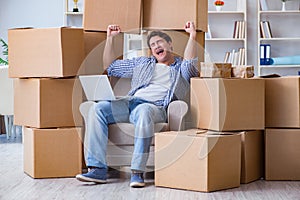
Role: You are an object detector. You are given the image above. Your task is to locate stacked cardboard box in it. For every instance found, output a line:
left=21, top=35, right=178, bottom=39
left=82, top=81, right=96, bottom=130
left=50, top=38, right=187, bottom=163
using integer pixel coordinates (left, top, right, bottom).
left=156, top=78, right=265, bottom=192
left=265, top=76, right=300, bottom=180
left=190, top=78, right=265, bottom=184
left=8, top=27, right=85, bottom=178
left=82, top=0, right=207, bottom=74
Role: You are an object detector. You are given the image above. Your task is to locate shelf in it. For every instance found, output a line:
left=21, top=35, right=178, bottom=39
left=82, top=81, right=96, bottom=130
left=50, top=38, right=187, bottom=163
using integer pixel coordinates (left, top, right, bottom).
left=208, top=11, right=245, bottom=14
left=259, top=10, right=300, bottom=14
left=65, top=12, right=83, bottom=15
left=206, top=38, right=246, bottom=41
left=259, top=38, right=300, bottom=41
left=260, top=65, right=300, bottom=68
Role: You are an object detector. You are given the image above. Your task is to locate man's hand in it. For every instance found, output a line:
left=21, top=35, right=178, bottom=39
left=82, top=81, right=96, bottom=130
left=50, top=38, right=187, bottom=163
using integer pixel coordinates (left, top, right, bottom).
left=184, top=21, right=196, bottom=39
left=107, top=25, right=121, bottom=37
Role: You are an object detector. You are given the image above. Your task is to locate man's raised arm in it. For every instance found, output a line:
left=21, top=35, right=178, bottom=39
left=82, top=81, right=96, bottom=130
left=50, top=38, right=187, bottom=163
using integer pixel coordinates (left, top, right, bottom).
left=103, top=25, right=121, bottom=71
left=183, top=21, right=197, bottom=60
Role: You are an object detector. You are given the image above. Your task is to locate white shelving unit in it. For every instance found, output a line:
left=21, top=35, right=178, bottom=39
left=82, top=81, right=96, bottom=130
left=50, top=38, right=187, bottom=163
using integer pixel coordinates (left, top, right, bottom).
left=257, top=0, right=300, bottom=76
left=123, top=32, right=148, bottom=59
left=205, top=0, right=247, bottom=64
left=64, top=0, right=83, bottom=27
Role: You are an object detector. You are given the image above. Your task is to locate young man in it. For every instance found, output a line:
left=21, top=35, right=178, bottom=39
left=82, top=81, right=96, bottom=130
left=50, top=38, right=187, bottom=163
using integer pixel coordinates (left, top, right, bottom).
left=76, top=21, right=199, bottom=187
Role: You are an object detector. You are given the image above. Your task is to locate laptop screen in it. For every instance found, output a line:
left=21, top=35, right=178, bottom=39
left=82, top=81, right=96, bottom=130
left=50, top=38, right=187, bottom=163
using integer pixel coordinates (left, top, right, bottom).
left=79, top=75, right=116, bottom=101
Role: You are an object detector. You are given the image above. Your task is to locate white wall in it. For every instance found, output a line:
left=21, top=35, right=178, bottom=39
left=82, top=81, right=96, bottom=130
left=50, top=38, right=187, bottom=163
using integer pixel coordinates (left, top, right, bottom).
left=0, top=0, right=64, bottom=42
left=247, top=0, right=258, bottom=72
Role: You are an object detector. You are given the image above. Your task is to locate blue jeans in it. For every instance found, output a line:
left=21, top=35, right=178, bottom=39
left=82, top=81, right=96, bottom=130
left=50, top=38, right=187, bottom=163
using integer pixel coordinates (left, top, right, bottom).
left=84, top=97, right=167, bottom=172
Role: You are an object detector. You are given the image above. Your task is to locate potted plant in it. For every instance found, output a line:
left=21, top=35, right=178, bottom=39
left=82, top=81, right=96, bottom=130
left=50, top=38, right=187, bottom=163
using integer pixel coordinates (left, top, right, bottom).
left=214, top=0, right=224, bottom=11
left=0, top=38, right=8, bottom=66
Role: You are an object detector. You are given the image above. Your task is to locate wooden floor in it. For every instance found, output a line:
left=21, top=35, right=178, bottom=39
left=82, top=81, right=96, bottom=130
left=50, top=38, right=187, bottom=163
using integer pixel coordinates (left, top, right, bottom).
left=1, top=133, right=300, bottom=200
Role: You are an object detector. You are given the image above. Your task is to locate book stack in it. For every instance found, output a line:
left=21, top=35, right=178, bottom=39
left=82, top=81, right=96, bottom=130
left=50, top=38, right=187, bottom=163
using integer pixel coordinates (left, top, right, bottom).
left=233, top=20, right=246, bottom=39
left=260, top=21, right=272, bottom=38
left=223, top=47, right=246, bottom=66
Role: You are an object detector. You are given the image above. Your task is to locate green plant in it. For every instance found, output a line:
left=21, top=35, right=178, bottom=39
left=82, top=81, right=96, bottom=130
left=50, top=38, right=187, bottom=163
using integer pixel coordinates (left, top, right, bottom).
left=0, top=38, right=8, bottom=65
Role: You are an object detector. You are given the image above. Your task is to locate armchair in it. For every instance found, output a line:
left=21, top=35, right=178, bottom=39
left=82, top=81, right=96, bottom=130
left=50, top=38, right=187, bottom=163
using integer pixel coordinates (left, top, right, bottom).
left=79, top=77, right=188, bottom=171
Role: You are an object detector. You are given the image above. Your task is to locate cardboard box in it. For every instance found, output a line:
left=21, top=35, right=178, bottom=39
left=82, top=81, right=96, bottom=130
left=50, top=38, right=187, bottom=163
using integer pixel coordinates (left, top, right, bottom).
left=240, top=130, right=264, bottom=184
left=200, top=62, right=232, bottom=78
left=83, top=0, right=142, bottom=33
left=199, top=129, right=264, bottom=184
left=82, top=31, right=124, bottom=75
left=8, top=27, right=84, bottom=78
left=14, top=78, right=83, bottom=128
left=23, top=127, right=83, bottom=178
left=155, top=129, right=241, bottom=192
left=265, top=128, right=300, bottom=180
left=143, top=0, right=207, bottom=32
left=190, top=78, right=265, bottom=131
left=231, top=65, right=254, bottom=78
left=265, top=76, right=300, bottom=128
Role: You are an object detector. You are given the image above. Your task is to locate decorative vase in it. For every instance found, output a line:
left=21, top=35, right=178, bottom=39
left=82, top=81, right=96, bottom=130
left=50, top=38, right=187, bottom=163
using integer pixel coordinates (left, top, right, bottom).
left=281, top=2, right=286, bottom=11
left=215, top=5, right=222, bottom=12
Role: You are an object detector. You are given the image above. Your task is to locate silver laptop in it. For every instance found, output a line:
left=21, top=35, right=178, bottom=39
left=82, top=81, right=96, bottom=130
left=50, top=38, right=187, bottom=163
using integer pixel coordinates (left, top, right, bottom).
left=79, top=75, right=116, bottom=101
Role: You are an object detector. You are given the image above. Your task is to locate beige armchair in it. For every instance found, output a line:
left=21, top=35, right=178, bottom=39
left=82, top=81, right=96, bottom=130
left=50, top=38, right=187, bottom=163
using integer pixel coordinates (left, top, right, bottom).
left=79, top=77, right=188, bottom=171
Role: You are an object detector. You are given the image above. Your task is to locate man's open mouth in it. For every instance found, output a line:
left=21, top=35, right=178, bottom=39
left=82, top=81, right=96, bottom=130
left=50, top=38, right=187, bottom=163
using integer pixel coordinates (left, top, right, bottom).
left=156, top=49, right=164, bottom=56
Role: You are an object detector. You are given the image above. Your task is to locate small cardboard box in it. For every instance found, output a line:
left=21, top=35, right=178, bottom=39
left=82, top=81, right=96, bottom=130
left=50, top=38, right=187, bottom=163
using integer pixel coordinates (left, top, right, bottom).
left=265, top=76, right=300, bottom=128
left=8, top=27, right=84, bottom=78
left=143, top=0, right=208, bottom=32
left=155, top=129, right=241, bottom=192
left=82, top=31, right=124, bottom=75
left=265, top=128, right=300, bottom=180
left=200, top=62, right=232, bottom=78
left=23, top=127, right=83, bottom=178
left=190, top=78, right=265, bottom=131
left=14, top=78, right=83, bottom=128
left=83, top=0, right=142, bottom=33
left=231, top=65, right=254, bottom=78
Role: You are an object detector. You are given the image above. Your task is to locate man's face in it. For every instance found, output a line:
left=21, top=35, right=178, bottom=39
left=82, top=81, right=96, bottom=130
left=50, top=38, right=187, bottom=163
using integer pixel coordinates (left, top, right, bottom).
left=149, top=36, right=173, bottom=64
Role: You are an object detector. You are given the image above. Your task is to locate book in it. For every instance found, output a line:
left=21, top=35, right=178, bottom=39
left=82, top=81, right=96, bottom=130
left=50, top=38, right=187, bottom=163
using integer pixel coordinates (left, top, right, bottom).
left=260, top=0, right=268, bottom=11
left=233, top=21, right=238, bottom=38
left=260, top=21, right=266, bottom=38
left=224, top=52, right=230, bottom=63
left=235, top=21, right=240, bottom=39
left=206, top=24, right=212, bottom=39
left=241, top=21, right=245, bottom=39
left=264, top=21, right=273, bottom=38
left=240, top=48, right=245, bottom=65
left=238, top=21, right=244, bottom=39
left=260, top=44, right=271, bottom=65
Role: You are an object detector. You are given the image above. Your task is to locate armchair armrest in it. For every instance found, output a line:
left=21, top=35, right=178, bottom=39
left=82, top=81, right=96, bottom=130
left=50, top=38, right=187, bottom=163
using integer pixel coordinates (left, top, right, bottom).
left=167, top=100, right=188, bottom=131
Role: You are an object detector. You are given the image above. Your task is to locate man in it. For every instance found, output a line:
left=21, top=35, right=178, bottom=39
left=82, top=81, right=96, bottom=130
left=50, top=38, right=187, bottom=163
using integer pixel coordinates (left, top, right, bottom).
left=76, top=21, right=199, bottom=187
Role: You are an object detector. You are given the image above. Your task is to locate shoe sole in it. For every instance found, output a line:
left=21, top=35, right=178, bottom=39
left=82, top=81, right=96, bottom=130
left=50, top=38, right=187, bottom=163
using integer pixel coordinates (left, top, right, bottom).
left=130, top=181, right=145, bottom=188
left=76, top=174, right=107, bottom=184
